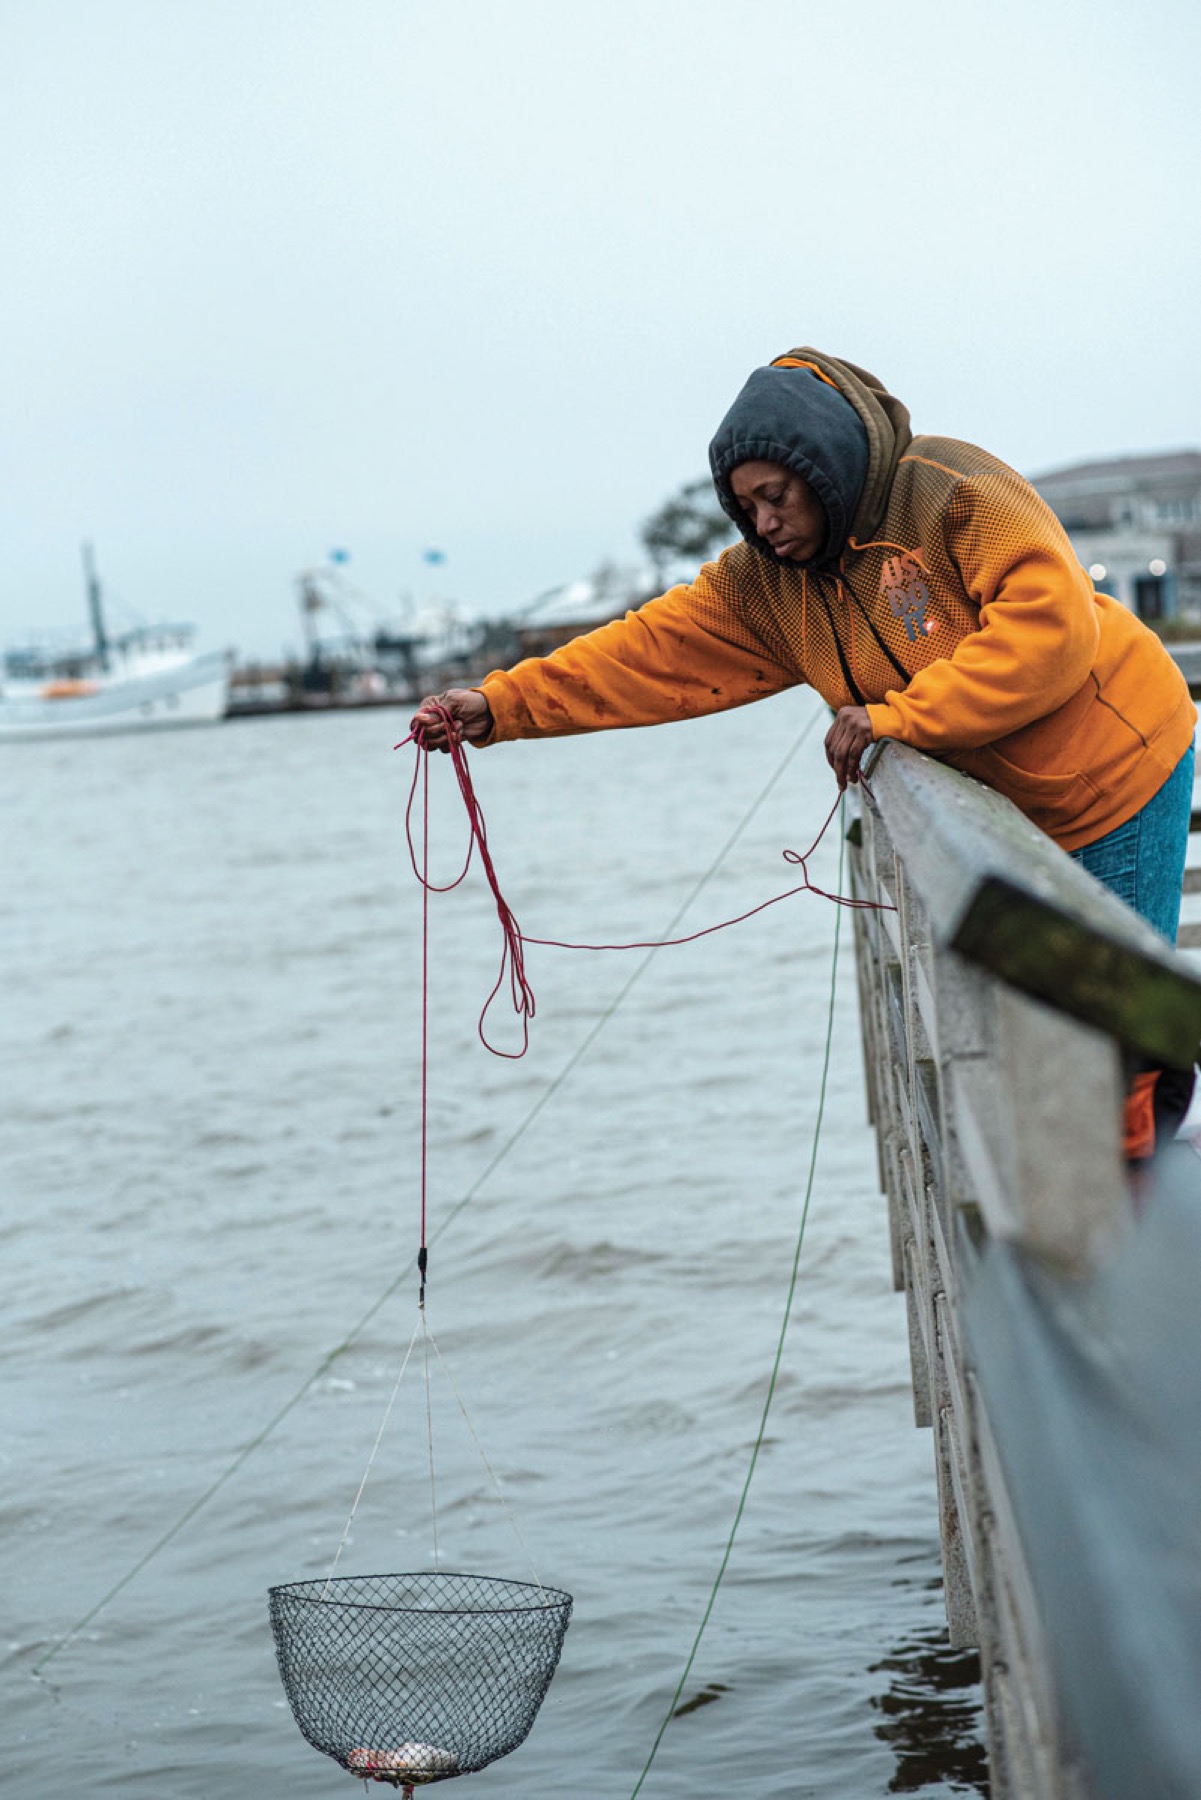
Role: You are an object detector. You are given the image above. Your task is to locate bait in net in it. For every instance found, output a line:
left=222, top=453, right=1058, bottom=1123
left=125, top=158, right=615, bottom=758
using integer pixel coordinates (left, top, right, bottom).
left=268, top=1571, right=572, bottom=1787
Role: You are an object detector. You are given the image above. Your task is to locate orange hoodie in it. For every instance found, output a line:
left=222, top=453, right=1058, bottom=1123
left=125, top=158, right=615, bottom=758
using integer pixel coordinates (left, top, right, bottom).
left=479, top=349, right=1195, bottom=850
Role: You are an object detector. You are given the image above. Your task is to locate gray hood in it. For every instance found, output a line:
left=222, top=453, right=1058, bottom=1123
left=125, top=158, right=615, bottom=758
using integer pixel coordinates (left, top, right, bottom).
left=708, top=349, right=913, bottom=567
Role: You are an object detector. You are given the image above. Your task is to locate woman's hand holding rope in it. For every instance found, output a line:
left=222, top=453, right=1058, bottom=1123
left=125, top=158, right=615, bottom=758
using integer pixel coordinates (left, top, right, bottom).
left=411, top=689, right=494, bottom=751
left=824, top=705, right=874, bottom=789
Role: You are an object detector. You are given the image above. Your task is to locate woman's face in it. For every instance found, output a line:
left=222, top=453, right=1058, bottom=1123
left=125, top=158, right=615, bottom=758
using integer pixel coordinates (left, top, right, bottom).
left=729, top=459, right=826, bottom=563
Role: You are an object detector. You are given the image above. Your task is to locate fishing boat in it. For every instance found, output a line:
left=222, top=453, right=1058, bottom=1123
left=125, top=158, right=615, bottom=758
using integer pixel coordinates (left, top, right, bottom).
left=0, top=546, right=232, bottom=743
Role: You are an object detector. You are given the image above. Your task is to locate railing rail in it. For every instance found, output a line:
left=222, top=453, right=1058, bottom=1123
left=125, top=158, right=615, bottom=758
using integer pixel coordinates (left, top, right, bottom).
left=849, top=734, right=1201, bottom=1800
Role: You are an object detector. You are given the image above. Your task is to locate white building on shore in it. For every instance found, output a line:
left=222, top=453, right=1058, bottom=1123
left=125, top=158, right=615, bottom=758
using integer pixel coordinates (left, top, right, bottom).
left=1030, top=450, right=1201, bottom=624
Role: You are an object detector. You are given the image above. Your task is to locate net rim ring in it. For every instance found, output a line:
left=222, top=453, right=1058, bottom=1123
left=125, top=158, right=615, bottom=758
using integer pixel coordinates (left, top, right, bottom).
left=268, top=1570, right=573, bottom=1619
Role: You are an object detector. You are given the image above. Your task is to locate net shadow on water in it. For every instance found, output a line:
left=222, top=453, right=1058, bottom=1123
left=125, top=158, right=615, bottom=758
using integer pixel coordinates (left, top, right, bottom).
left=868, top=1620, right=990, bottom=1796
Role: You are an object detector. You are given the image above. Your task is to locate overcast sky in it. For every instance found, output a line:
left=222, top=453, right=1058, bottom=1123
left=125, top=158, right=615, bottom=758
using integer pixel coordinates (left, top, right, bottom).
left=4, top=0, right=1199, bottom=659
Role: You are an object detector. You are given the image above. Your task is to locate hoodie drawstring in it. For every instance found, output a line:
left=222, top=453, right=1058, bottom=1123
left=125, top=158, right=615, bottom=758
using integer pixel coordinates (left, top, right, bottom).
left=811, top=572, right=866, bottom=708
left=838, top=560, right=912, bottom=688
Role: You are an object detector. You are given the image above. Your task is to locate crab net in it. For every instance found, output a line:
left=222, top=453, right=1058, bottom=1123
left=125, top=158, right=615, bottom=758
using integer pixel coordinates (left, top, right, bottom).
left=268, top=1571, right=572, bottom=1786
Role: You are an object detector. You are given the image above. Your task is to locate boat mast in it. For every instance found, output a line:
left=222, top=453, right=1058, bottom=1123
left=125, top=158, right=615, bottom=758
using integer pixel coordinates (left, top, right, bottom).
left=82, top=541, right=109, bottom=670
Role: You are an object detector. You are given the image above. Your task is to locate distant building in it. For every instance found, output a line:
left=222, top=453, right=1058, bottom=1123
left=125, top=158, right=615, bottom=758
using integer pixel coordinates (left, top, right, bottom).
left=506, top=565, right=657, bottom=661
left=1030, top=451, right=1201, bottom=623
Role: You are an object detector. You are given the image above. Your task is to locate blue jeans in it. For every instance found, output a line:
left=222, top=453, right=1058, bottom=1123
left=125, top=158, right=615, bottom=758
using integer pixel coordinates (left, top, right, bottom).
left=1069, top=744, right=1194, bottom=943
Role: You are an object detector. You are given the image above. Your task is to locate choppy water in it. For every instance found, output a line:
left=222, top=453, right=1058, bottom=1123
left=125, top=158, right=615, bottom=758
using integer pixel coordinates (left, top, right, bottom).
left=2, top=697, right=987, bottom=1797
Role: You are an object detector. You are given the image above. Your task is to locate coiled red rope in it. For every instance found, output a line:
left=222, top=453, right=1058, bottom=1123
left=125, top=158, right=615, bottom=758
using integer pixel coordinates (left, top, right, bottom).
left=402, top=711, right=537, bottom=1062
left=400, top=705, right=893, bottom=1063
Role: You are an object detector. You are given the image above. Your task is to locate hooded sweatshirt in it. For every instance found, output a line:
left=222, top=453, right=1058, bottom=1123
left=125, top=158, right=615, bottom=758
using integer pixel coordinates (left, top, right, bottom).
left=478, top=348, right=1195, bottom=850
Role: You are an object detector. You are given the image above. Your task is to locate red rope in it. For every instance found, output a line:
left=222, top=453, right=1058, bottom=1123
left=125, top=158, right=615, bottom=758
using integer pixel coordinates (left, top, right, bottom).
left=401, top=709, right=535, bottom=1059
left=524, top=791, right=886, bottom=953
left=400, top=708, right=893, bottom=1063
left=419, top=752, right=430, bottom=1270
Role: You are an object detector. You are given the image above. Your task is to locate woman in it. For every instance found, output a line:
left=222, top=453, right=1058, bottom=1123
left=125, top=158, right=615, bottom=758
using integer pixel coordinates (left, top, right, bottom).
left=414, top=346, right=1197, bottom=1157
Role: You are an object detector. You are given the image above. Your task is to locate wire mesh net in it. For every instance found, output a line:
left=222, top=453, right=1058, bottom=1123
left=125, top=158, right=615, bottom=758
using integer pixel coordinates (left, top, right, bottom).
left=268, top=1571, right=572, bottom=1786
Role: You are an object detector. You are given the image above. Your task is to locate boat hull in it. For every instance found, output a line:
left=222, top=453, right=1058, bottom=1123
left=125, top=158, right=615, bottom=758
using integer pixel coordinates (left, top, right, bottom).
left=0, top=650, right=232, bottom=742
